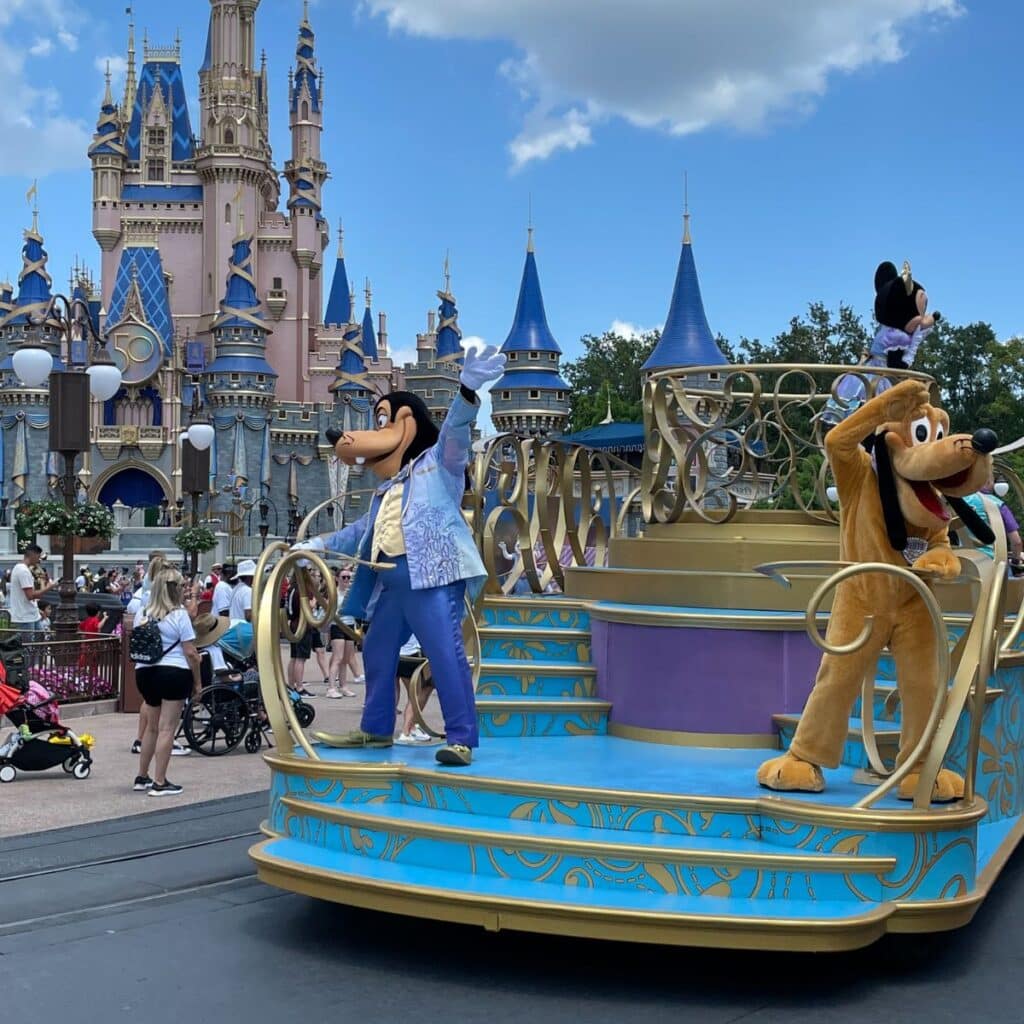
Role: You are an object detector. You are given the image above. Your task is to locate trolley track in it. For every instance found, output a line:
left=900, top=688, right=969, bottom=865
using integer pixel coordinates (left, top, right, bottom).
left=0, top=793, right=265, bottom=933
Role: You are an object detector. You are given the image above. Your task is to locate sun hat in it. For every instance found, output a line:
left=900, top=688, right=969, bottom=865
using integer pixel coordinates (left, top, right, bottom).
left=192, top=613, right=232, bottom=649
left=236, top=559, right=257, bottom=578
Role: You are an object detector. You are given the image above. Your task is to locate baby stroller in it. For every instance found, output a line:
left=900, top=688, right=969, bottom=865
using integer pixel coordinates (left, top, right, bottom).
left=0, top=679, right=93, bottom=783
left=182, top=621, right=315, bottom=756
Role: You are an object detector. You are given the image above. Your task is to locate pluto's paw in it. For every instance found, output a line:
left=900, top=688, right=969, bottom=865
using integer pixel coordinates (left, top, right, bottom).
left=898, top=768, right=965, bottom=803
left=756, top=752, right=825, bottom=793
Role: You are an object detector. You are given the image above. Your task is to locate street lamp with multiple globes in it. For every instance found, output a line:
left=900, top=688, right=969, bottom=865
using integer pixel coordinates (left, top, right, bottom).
left=16, top=294, right=123, bottom=637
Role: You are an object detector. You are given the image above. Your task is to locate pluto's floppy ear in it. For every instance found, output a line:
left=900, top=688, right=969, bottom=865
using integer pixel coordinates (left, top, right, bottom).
left=946, top=495, right=997, bottom=547
left=873, top=433, right=908, bottom=552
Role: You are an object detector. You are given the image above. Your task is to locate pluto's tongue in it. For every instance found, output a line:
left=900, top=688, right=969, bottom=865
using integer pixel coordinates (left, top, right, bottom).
left=911, top=480, right=950, bottom=520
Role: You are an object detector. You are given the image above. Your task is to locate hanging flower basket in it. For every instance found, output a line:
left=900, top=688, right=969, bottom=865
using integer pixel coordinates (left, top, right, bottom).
left=15, top=500, right=116, bottom=543
left=174, top=524, right=218, bottom=555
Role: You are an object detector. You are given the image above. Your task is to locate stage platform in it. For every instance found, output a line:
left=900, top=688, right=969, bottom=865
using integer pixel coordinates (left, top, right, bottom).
left=251, top=578, right=1024, bottom=952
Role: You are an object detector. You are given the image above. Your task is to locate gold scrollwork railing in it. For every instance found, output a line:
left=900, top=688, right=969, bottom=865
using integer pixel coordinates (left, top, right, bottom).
left=465, top=434, right=642, bottom=595
left=642, top=364, right=936, bottom=525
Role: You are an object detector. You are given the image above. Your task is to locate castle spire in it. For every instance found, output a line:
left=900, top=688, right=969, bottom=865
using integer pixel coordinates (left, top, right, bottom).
left=324, top=220, right=351, bottom=327
left=642, top=200, right=727, bottom=373
left=124, top=5, right=137, bottom=117
left=435, top=255, right=463, bottom=365
left=361, top=278, right=378, bottom=361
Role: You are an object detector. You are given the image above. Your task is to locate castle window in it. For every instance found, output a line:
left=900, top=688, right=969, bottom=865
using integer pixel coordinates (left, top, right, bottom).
left=277, top=409, right=287, bottom=419
left=508, top=352, right=518, bottom=361
left=501, top=391, right=510, bottom=401
left=707, top=371, right=721, bottom=382
left=224, top=127, right=234, bottom=146
left=225, top=202, right=232, bottom=223
left=529, top=390, right=540, bottom=400
left=548, top=352, right=557, bottom=361
left=528, top=351, right=539, bottom=360
left=300, top=409, right=310, bottom=421
left=146, top=157, right=165, bottom=181
left=556, top=391, right=565, bottom=400
left=301, top=101, right=309, bottom=120
left=272, top=277, right=283, bottom=290
left=257, top=375, right=266, bottom=384
left=230, top=373, right=241, bottom=383
left=233, top=328, right=241, bottom=337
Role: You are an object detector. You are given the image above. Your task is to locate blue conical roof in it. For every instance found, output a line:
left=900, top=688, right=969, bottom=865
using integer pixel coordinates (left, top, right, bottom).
left=331, top=315, right=368, bottom=394
left=290, top=8, right=321, bottom=115
left=361, top=303, right=378, bottom=361
left=3, top=221, right=54, bottom=326
left=643, top=216, right=726, bottom=371
left=500, top=233, right=561, bottom=355
left=213, top=231, right=268, bottom=333
left=324, top=238, right=351, bottom=327
left=436, top=287, right=463, bottom=363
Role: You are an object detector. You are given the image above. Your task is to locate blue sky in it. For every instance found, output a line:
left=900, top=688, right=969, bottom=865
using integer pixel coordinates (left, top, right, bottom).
left=0, top=0, right=1021, bottom=377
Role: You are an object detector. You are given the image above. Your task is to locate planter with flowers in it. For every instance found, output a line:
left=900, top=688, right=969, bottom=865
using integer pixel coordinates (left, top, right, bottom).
left=174, top=524, right=218, bottom=557
left=15, top=499, right=116, bottom=554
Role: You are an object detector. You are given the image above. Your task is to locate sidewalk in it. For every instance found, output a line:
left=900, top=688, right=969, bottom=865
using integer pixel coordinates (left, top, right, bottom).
left=1, top=653, right=445, bottom=837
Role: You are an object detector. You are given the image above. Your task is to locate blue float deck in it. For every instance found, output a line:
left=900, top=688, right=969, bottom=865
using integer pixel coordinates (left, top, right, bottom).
left=305, top=734, right=906, bottom=810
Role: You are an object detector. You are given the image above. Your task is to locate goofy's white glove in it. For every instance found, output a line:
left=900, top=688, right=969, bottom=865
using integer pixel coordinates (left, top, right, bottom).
left=292, top=536, right=325, bottom=568
left=460, top=344, right=506, bottom=392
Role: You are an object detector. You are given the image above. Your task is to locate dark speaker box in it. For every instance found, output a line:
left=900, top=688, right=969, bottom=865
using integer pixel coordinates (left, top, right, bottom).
left=49, top=372, right=90, bottom=453
left=181, top=440, right=211, bottom=495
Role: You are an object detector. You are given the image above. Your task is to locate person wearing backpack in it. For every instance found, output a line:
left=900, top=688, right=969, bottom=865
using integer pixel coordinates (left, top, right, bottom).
left=130, top=567, right=202, bottom=797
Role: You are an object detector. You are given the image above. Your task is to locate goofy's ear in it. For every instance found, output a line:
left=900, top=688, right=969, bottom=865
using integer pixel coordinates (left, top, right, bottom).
left=946, top=495, right=997, bottom=547
left=874, top=434, right=908, bottom=552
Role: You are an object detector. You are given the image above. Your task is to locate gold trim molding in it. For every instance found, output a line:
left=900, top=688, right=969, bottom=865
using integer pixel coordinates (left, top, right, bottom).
left=607, top=721, right=780, bottom=749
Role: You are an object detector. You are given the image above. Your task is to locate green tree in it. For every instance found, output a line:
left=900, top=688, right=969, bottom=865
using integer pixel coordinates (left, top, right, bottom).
left=562, top=330, right=659, bottom=431
left=735, top=302, right=870, bottom=365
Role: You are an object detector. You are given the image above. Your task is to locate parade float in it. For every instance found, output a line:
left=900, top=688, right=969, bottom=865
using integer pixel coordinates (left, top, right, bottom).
left=246, top=345, right=1024, bottom=951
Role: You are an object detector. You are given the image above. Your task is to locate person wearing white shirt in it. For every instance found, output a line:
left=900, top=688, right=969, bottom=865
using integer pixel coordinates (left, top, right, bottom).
left=132, top=566, right=201, bottom=798
left=9, top=545, right=57, bottom=634
left=211, top=563, right=236, bottom=618
left=228, top=560, right=255, bottom=623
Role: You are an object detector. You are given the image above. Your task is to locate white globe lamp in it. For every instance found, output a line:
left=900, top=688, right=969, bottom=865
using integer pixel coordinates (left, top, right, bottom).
left=995, top=482, right=1010, bottom=498
left=188, top=422, right=215, bottom=451
left=826, top=486, right=839, bottom=505
left=86, top=361, right=123, bottom=401
left=12, top=346, right=53, bottom=388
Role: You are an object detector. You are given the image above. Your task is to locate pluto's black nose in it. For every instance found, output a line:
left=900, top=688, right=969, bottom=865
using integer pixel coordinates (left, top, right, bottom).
left=325, top=427, right=342, bottom=447
left=972, top=428, right=998, bottom=454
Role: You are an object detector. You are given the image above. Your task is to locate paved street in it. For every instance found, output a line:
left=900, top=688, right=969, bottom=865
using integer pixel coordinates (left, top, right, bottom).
left=2, top=791, right=1024, bottom=1023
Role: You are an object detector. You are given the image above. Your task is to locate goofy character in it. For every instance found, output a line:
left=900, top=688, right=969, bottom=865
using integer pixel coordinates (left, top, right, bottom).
left=297, top=345, right=506, bottom=766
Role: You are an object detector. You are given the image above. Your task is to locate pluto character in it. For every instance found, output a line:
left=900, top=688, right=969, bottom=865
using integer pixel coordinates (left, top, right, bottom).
left=758, top=379, right=997, bottom=801
left=298, top=345, right=506, bottom=766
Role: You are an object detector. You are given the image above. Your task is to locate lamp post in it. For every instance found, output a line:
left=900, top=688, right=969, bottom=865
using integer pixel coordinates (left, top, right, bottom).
left=177, top=369, right=213, bottom=575
left=18, top=294, right=122, bottom=638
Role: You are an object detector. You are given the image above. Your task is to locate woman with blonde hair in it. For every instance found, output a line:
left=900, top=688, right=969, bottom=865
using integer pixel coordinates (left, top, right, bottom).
left=129, top=550, right=191, bottom=758
left=133, top=566, right=202, bottom=796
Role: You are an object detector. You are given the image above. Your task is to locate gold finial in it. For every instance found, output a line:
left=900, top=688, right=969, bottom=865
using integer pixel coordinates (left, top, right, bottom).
left=337, top=219, right=344, bottom=259
left=443, top=250, right=451, bottom=294
left=303, top=0, right=310, bottom=23
left=600, top=383, right=614, bottom=425
left=682, top=170, right=691, bottom=245
left=527, top=193, right=534, bottom=252
left=365, top=278, right=372, bottom=309
left=103, top=60, right=113, bottom=106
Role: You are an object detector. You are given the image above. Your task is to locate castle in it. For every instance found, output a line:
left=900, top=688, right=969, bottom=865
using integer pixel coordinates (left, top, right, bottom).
left=0, top=0, right=730, bottom=540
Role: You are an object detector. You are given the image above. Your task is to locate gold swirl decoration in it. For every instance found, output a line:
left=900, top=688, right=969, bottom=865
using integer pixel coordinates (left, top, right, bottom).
left=466, top=434, right=641, bottom=596
left=642, top=364, right=936, bottom=525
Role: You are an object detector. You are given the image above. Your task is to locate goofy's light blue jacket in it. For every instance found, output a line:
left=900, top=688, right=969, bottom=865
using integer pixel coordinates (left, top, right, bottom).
left=316, top=392, right=486, bottom=618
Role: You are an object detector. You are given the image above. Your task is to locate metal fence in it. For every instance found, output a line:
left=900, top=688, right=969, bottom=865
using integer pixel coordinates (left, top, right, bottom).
left=1, top=631, right=122, bottom=705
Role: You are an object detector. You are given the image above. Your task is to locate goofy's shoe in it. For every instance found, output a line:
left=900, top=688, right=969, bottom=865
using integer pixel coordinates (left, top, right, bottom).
left=313, top=729, right=393, bottom=749
left=435, top=744, right=472, bottom=767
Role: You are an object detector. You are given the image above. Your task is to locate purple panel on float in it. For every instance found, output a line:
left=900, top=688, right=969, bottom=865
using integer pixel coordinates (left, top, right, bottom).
left=591, top=619, right=820, bottom=734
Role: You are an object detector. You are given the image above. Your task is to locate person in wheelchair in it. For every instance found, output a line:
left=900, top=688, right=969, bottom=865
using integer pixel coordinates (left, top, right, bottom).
left=193, top=614, right=246, bottom=687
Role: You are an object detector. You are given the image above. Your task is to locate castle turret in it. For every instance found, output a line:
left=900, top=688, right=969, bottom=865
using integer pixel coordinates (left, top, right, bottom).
left=490, top=228, right=570, bottom=436
left=324, top=223, right=350, bottom=328
left=207, top=211, right=276, bottom=406
left=329, top=289, right=368, bottom=398
left=90, top=63, right=126, bottom=255
left=435, top=255, right=463, bottom=367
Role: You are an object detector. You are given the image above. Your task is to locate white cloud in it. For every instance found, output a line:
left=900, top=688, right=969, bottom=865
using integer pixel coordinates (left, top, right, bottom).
left=363, top=0, right=963, bottom=167
left=29, top=38, right=54, bottom=57
left=0, top=0, right=89, bottom=177
left=95, top=54, right=128, bottom=90
left=610, top=320, right=661, bottom=341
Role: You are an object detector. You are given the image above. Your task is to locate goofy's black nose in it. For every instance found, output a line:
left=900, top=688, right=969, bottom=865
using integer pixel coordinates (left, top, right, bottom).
left=325, top=427, right=342, bottom=447
left=972, top=428, right=998, bottom=454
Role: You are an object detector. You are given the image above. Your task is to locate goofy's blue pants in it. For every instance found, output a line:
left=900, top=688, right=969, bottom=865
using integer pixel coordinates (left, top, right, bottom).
left=359, top=556, right=479, bottom=747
